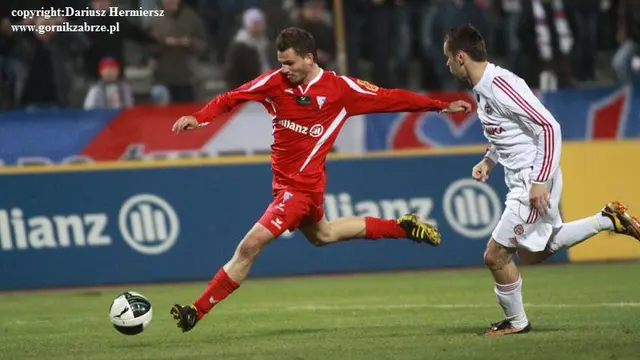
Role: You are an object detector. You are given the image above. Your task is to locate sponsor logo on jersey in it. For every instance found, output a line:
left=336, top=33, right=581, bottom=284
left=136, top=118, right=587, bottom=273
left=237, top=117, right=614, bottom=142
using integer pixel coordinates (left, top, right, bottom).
left=482, top=124, right=505, bottom=135
left=277, top=119, right=324, bottom=138
left=296, top=96, right=312, bottom=105
left=356, top=79, right=379, bottom=92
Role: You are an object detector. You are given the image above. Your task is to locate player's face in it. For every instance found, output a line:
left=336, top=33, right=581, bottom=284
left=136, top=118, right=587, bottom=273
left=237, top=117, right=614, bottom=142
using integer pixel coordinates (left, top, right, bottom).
left=443, top=42, right=467, bottom=79
left=277, top=48, right=313, bottom=85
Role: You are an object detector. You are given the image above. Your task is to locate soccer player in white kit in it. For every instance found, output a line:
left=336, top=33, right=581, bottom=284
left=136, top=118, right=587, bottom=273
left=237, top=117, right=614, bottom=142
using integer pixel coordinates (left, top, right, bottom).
left=442, top=24, right=640, bottom=336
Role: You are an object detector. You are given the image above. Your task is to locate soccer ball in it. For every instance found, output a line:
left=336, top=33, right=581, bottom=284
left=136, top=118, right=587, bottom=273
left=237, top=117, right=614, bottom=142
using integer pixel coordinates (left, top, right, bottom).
left=109, top=291, right=153, bottom=335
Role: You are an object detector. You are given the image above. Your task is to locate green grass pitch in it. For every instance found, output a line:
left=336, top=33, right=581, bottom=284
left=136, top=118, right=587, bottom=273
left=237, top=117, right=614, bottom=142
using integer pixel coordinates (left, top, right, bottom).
left=2, top=262, right=639, bottom=360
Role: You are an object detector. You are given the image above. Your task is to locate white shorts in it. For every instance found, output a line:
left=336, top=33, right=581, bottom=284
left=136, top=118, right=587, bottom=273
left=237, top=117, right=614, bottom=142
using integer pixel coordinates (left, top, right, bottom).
left=491, top=167, right=563, bottom=252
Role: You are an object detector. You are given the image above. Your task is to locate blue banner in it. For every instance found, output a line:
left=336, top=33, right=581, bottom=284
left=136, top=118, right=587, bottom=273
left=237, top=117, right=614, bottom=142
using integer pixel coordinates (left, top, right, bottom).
left=1, top=86, right=639, bottom=166
left=0, top=154, right=568, bottom=290
left=365, top=85, right=640, bottom=150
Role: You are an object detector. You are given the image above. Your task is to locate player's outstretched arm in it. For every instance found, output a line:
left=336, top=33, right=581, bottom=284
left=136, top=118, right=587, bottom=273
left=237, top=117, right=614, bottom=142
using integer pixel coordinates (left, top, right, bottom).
left=339, top=76, right=471, bottom=115
left=186, top=69, right=282, bottom=127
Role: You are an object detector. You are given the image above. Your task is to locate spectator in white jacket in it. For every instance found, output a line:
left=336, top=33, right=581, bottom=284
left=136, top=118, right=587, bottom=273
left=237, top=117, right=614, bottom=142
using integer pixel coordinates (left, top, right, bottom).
left=84, top=57, right=134, bottom=110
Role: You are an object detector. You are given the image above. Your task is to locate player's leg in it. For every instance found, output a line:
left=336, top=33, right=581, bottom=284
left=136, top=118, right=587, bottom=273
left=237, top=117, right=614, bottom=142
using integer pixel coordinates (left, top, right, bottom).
left=170, top=191, right=308, bottom=332
left=170, top=223, right=276, bottom=332
left=483, top=208, right=532, bottom=336
left=517, top=201, right=640, bottom=265
left=300, top=210, right=441, bottom=247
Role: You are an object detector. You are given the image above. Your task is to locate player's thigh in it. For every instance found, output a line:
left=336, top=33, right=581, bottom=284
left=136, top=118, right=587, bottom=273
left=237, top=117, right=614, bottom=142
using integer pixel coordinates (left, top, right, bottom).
left=515, top=247, right=550, bottom=265
left=257, top=190, right=312, bottom=238
left=493, top=205, right=555, bottom=253
left=299, top=204, right=330, bottom=246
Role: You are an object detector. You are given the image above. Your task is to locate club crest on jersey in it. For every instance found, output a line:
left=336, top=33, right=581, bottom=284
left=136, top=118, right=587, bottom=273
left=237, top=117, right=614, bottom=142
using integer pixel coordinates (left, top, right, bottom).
left=317, top=96, right=326, bottom=109
left=484, top=103, right=493, bottom=115
left=514, top=224, right=524, bottom=236
left=356, top=79, right=379, bottom=92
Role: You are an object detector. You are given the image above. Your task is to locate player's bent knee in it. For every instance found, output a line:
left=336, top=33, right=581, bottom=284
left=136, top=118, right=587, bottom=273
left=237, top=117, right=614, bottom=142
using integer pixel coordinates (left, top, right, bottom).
left=307, top=236, right=327, bottom=247
left=301, top=222, right=334, bottom=247
left=236, top=224, right=275, bottom=260
left=483, top=239, right=512, bottom=270
left=308, top=229, right=334, bottom=246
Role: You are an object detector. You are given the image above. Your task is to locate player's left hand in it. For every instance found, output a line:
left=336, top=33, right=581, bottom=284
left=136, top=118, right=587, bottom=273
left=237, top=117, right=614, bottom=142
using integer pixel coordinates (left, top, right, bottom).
left=442, top=100, right=472, bottom=114
left=529, top=182, right=551, bottom=217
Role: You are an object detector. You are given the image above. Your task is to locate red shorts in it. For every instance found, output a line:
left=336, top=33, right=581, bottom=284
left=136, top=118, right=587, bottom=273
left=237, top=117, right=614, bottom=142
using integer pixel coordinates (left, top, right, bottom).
left=258, top=190, right=325, bottom=237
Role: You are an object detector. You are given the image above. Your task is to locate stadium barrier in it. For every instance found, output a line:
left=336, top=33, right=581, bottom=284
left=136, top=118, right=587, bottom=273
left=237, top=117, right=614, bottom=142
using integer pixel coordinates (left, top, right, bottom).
left=0, top=150, right=568, bottom=291
left=563, top=141, right=640, bottom=262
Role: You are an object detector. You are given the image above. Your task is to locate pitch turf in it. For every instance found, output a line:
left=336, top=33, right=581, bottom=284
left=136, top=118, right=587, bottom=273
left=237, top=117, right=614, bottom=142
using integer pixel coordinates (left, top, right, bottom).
left=2, top=262, right=639, bottom=360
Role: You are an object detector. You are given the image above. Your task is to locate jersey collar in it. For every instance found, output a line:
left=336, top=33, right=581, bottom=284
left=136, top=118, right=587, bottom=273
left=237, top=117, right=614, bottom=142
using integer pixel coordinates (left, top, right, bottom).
left=473, top=62, right=496, bottom=91
left=298, top=68, right=324, bottom=95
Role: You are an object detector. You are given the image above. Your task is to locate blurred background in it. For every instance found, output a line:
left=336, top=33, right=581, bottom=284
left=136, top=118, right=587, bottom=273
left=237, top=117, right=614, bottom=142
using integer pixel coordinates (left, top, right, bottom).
left=0, top=0, right=638, bottom=110
left=0, top=0, right=639, bottom=292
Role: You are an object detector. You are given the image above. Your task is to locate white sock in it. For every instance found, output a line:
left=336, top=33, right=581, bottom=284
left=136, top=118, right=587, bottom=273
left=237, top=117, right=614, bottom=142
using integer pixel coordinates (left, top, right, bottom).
left=547, top=214, right=614, bottom=252
left=494, top=276, right=528, bottom=329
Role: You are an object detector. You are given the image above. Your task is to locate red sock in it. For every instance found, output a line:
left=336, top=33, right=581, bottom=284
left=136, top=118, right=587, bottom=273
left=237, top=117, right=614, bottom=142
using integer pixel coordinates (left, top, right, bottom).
left=365, top=217, right=407, bottom=239
left=193, top=268, right=239, bottom=319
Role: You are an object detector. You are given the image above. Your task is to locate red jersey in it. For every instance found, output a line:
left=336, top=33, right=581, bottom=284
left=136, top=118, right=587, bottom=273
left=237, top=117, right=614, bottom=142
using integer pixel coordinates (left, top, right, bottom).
left=192, top=69, right=448, bottom=193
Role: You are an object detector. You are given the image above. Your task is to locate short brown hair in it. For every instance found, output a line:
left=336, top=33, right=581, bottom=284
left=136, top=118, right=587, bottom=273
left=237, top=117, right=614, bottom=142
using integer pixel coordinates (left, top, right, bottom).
left=276, top=27, right=317, bottom=61
left=444, top=24, right=487, bottom=62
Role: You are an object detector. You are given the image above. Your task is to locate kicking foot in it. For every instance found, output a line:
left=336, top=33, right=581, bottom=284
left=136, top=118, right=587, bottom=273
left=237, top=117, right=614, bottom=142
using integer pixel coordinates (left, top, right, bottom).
left=397, top=213, right=441, bottom=246
left=484, top=319, right=532, bottom=336
left=602, top=201, right=640, bottom=240
left=170, top=304, right=200, bottom=333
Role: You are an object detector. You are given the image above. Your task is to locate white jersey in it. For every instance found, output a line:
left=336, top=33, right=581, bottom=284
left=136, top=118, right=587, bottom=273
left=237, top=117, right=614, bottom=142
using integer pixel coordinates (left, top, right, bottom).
left=474, top=63, right=562, bottom=184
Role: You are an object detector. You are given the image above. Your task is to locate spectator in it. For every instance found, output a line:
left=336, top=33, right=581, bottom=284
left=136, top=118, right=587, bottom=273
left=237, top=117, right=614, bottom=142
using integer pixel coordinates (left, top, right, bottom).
left=565, top=0, right=600, bottom=81
left=84, top=57, right=134, bottom=110
left=293, top=0, right=335, bottom=69
left=198, top=0, right=261, bottom=64
left=501, top=0, right=523, bottom=73
left=149, top=0, right=208, bottom=103
left=223, top=8, right=274, bottom=90
left=15, top=17, right=89, bottom=108
left=368, top=0, right=393, bottom=88
left=423, top=0, right=491, bottom=90
left=393, top=0, right=431, bottom=89
left=342, top=0, right=369, bottom=78
left=519, top=0, right=574, bottom=89
left=611, top=0, right=640, bottom=84
left=83, top=0, right=156, bottom=80
left=1, top=17, right=18, bottom=109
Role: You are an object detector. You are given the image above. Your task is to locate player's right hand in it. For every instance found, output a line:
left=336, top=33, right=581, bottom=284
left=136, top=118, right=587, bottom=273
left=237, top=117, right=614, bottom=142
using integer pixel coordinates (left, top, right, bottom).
left=472, top=158, right=495, bottom=182
left=530, top=182, right=551, bottom=217
left=172, top=116, right=199, bottom=134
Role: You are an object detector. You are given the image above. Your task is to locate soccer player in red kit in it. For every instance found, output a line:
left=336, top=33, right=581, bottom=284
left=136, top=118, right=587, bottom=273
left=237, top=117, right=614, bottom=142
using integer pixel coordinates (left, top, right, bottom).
left=169, top=27, right=472, bottom=332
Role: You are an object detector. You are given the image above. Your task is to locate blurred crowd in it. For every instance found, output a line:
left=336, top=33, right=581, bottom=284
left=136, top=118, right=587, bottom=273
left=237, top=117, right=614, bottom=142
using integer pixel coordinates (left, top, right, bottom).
left=0, top=0, right=639, bottom=111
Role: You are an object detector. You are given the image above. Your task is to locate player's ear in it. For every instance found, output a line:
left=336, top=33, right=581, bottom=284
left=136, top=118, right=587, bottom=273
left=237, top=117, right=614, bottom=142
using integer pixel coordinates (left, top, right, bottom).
left=305, top=52, right=315, bottom=65
left=457, top=51, right=465, bottom=66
